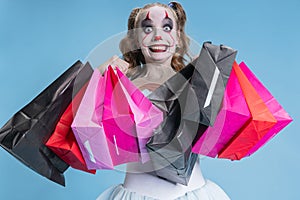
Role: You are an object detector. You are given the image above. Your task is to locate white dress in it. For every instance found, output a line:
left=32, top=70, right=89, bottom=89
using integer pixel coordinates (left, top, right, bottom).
left=96, top=180, right=230, bottom=200
left=96, top=159, right=230, bottom=200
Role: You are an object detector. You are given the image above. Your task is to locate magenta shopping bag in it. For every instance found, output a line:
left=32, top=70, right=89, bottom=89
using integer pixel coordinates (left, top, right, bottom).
left=115, top=69, right=163, bottom=163
left=101, top=67, right=163, bottom=165
left=101, top=66, right=140, bottom=166
left=192, top=65, right=251, bottom=157
left=239, top=62, right=292, bottom=156
left=72, top=66, right=163, bottom=169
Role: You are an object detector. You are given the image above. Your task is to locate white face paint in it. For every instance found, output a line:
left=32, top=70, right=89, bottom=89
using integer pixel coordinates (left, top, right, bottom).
left=136, top=6, right=178, bottom=65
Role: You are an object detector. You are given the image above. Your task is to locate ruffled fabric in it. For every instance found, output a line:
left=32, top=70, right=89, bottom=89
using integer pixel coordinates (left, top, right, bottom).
left=96, top=180, right=230, bottom=200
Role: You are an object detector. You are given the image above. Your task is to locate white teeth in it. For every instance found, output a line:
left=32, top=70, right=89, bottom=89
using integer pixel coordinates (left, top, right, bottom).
left=150, top=46, right=167, bottom=51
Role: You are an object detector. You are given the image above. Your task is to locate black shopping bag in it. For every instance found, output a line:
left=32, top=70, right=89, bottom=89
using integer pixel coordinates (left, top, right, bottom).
left=147, top=42, right=237, bottom=185
left=0, top=61, right=93, bottom=186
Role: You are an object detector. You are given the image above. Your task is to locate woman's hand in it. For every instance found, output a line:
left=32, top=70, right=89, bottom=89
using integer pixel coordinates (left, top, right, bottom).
left=97, top=55, right=129, bottom=75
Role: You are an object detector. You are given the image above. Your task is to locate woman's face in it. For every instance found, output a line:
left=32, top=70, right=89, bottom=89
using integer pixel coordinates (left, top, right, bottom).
left=136, top=6, right=178, bottom=65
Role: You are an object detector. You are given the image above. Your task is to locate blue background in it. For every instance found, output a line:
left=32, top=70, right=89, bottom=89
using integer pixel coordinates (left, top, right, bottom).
left=0, top=0, right=299, bottom=199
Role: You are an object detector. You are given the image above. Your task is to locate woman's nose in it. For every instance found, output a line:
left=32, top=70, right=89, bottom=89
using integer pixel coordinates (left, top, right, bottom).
left=154, top=35, right=162, bottom=41
left=153, top=28, right=163, bottom=41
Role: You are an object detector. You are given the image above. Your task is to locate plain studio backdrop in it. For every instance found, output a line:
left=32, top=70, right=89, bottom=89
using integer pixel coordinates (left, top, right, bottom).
left=0, top=0, right=299, bottom=199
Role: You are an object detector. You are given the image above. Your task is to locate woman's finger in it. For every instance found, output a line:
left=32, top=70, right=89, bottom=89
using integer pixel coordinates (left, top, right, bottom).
left=111, top=58, right=129, bottom=73
left=97, top=55, right=129, bottom=74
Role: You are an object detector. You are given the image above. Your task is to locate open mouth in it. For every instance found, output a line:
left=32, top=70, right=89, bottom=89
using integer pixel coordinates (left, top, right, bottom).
left=149, top=45, right=168, bottom=53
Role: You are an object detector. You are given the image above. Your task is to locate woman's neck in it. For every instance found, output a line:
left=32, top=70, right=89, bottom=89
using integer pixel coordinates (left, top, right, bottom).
left=139, top=63, right=176, bottom=83
left=130, top=63, right=176, bottom=91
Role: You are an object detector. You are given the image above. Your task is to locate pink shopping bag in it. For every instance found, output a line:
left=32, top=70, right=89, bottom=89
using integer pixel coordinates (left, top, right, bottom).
left=115, top=68, right=163, bottom=163
left=72, top=66, right=163, bottom=169
left=72, top=69, right=113, bottom=169
left=218, top=62, right=277, bottom=160
left=101, top=66, right=140, bottom=166
left=101, top=67, right=163, bottom=165
left=192, top=63, right=251, bottom=157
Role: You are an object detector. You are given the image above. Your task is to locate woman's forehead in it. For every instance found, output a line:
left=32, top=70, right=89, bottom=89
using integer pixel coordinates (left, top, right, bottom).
left=138, top=6, right=176, bottom=23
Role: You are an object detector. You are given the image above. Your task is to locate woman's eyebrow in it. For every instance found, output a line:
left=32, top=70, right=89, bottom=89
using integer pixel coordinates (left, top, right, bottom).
left=141, top=18, right=153, bottom=27
left=141, top=11, right=153, bottom=27
left=162, top=17, right=173, bottom=26
left=162, top=10, right=173, bottom=26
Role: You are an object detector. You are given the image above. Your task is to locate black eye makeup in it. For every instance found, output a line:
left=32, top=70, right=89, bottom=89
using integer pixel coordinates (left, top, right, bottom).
left=140, top=11, right=174, bottom=34
left=162, top=18, right=173, bottom=32
left=141, top=19, right=153, bottom=34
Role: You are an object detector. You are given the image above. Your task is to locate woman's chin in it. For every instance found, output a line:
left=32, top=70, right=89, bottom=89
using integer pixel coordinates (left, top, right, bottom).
left=146, top=53, right=173, bottom=64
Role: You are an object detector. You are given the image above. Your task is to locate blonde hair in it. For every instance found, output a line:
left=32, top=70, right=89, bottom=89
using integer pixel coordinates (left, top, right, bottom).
left=119, top=2, right=190, bottom=75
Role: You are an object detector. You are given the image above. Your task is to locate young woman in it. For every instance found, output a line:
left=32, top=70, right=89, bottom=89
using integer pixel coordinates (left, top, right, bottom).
left=97, top=2, right=230, bottom=200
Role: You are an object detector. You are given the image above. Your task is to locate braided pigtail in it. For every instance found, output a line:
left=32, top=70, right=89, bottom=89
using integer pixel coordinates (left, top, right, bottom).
left=119, top=7, right=145, bottom=72
left=168, top=2, right=187, bottom=31
left=168, top=2, right=190, bottom=71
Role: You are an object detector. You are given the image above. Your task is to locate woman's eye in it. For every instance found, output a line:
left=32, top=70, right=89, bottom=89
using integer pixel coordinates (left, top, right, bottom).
left=163, top=25, right=172, bottom=32
left=144, top=26, right=153, bottom=33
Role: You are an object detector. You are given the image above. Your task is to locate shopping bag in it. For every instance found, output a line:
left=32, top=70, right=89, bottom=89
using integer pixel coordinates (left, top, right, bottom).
left=190, top=42, right=238, bottom=126
left=192, top=64, right=251, bottom=157
left=239, top=62, right=292, bottom=157
left=46, top=81, right=96, bottom=174
left=146, top=42, right=237, bottom=184
left=72, top=69, right=113, bottom=169
left=115, top=68, right=163, bottom=163
left=72, top=67, right=162, bottom=169
left=0, top=61, right=93, bottom=185
left=218, top=61, right=277, bottom=160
